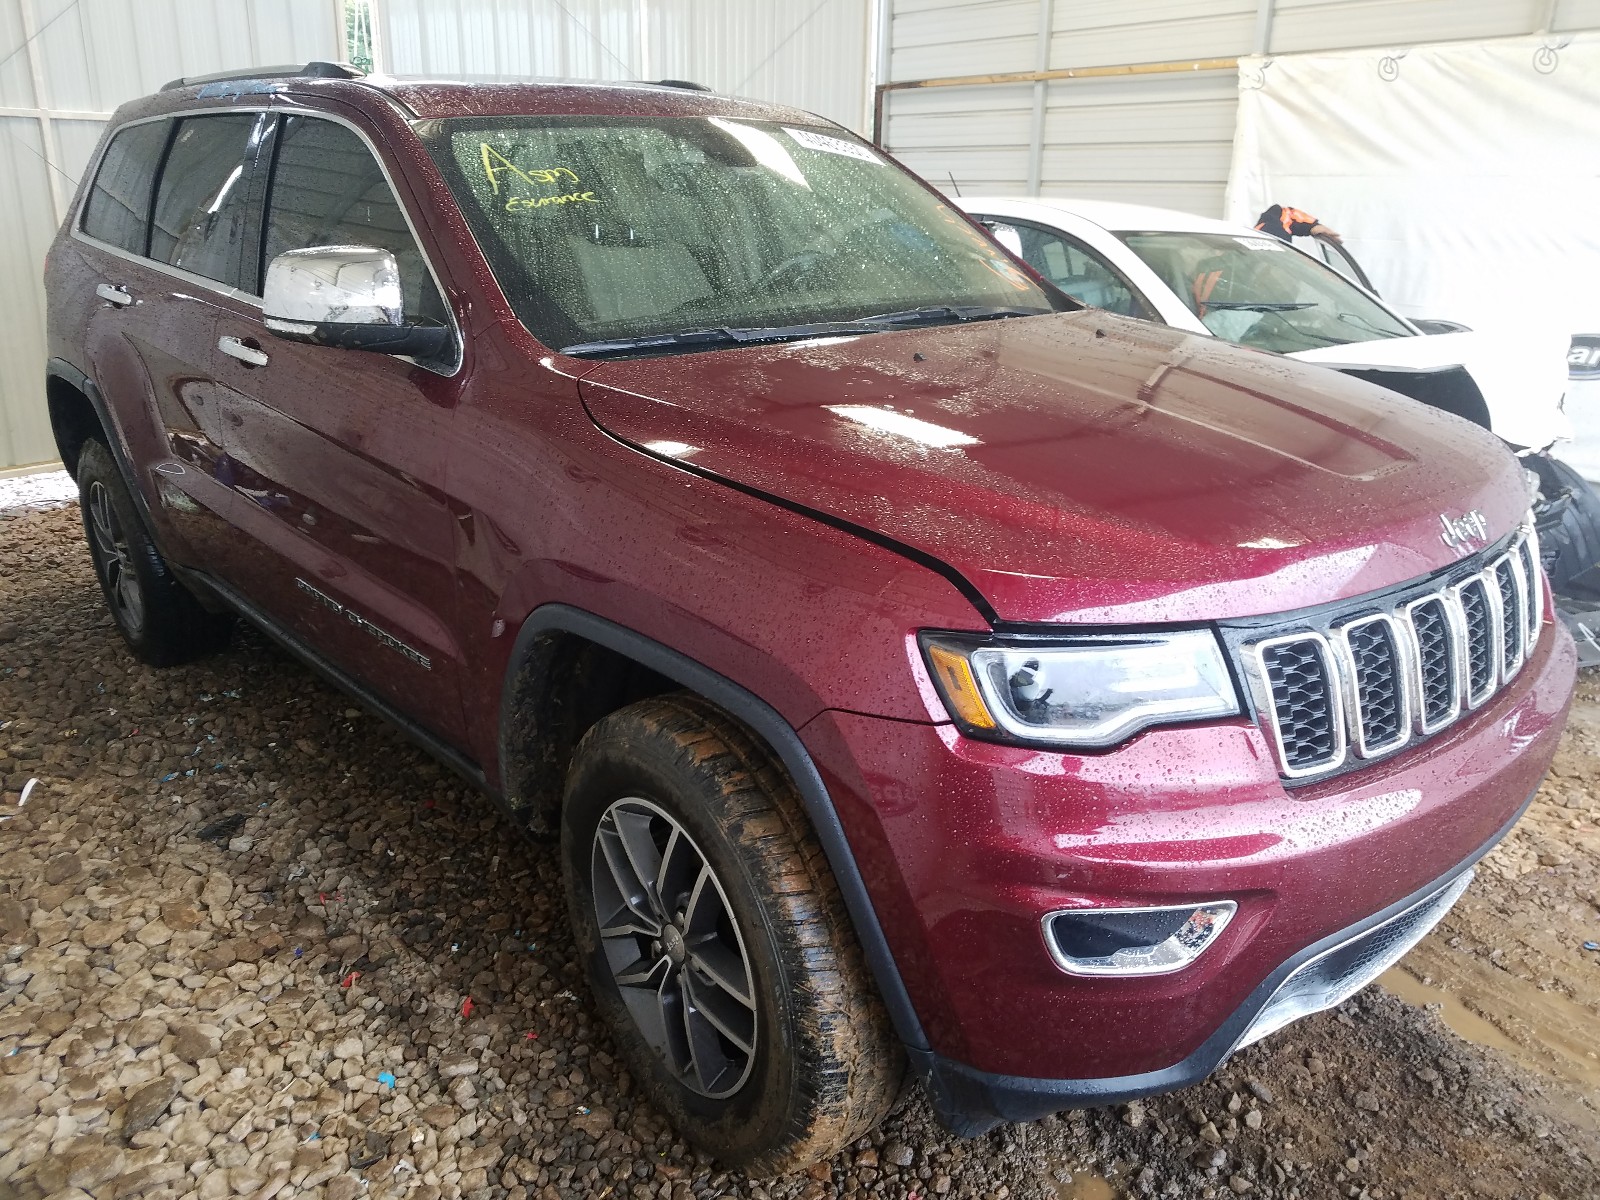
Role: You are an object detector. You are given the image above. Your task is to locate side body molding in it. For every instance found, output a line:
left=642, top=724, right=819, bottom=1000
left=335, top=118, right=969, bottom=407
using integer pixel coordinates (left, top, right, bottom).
left=500, top=603, right=933, bottom=1056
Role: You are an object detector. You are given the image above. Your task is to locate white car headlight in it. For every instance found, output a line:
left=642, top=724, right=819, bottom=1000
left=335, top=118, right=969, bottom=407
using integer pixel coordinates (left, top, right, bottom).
left=921, top=630, right=1241, bottom=748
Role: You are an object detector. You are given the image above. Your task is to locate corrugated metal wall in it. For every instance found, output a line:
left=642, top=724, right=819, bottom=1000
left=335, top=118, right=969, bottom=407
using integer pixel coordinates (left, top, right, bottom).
left=881, top=0, right=1600, bottom=214
left=9, top=0, right=1597, bottom=468
left=0, top=0, right=340, bottom=470
left=380, top=0, right=872, bottom=132
left=0, top=0, right=871, bottom=470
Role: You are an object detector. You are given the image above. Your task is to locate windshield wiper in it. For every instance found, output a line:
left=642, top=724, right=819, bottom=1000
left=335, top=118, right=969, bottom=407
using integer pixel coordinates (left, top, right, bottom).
left=561, top=320, right=892, bottom=357
left=856, top=304, right=1051, bottom=326
left=1203, top=301, right=1316, bottom=312
left=561, top=306, right=1050, bottom=357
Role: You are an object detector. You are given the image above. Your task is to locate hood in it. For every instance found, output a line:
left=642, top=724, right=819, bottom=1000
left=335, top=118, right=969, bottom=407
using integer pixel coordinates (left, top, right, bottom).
left=1290, top=328, right=1571, bottom=451
left=576, top=312, right=1530, bottom=625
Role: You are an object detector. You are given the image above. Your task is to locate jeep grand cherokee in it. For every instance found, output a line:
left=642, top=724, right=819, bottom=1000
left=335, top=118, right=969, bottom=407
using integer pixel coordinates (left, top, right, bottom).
left=43, top=63, right=1575, bottom=1172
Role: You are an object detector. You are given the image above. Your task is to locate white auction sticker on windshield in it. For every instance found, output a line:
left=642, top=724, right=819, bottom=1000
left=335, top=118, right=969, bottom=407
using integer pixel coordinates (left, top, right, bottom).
left=1237, top=237, right=1287, bottom=251
left=784, top=127, right=882, bottom=164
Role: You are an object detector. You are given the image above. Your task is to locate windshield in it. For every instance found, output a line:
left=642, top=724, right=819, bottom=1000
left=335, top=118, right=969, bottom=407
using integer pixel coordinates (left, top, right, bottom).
left=1118, top=231, right=1413, bottom=354
left=419, top=115, right=1058, bottom=353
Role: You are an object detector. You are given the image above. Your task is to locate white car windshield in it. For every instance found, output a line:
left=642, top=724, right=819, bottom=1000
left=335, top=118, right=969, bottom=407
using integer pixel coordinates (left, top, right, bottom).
left=1119, top=231, right=1412, bottom=354
left=420, top=115, right=1059, bottom=354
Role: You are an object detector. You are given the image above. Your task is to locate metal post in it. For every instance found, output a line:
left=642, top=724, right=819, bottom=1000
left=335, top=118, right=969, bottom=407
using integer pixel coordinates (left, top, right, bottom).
left=870, top=0, right=893, bottom=145
left=1252, top=0, right=1275, bottom=55
left=17, top=0, right=66, bottom=223
left=368, top=0, right=389, bottom=72
left=637, top=0, right=653, bottom=83
left=1027, top=0, right=1054, bottom=195
left=356, top=0, right=395, bottom=73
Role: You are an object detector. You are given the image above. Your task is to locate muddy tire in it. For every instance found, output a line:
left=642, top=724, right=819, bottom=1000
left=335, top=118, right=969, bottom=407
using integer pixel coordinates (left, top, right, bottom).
left=1530, top=453, right=1600, bottom=601
left=76, top=438, right=233, bottom=666
left=561, top=693, right=902, bottom=1174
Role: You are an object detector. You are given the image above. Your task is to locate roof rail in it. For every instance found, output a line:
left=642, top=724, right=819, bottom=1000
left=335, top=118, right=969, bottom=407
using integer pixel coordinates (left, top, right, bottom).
left=161, top=61, right=363, bottom=92
left=654, top=79, right=713, bottom=92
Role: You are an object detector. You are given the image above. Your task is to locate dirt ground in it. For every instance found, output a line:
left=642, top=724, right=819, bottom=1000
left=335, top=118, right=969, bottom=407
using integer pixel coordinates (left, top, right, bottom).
left=1, top=501, right=1597, bottom=1200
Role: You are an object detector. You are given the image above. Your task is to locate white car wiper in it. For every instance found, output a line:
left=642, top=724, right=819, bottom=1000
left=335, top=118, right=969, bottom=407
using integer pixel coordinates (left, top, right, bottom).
left=1204, top=301, right=1316, bottom=312
left=856, top=304, right=1051, bottom=326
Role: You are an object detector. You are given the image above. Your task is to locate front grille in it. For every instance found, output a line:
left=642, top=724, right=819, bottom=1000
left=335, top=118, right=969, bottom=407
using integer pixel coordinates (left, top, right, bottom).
left=1244, top=525, right=1542, bottom=780
left=1259, top=639, right=1341, bottom=770
left=1405, top=596, right=1457, bottom=731
left=1492, top=558, right=1523, bottom=675
left=1457, top=577, right=1495, bottom=702
left=1343, top=617, right=1405, bottom=754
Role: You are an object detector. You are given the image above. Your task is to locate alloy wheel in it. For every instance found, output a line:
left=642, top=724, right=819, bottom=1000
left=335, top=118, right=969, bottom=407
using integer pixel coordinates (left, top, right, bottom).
left=590, top=796, right=758, bottom=1098
left=88, top=480, right=145, bottom=632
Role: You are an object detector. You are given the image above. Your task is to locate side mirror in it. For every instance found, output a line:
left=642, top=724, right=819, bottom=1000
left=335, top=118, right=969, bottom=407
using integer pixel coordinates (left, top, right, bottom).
left=263, top=246, right=452, bottom=358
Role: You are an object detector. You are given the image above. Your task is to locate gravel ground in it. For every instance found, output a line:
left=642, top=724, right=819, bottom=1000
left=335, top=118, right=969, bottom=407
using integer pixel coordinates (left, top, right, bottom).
left=2, top=502, right=1598, bottom=1200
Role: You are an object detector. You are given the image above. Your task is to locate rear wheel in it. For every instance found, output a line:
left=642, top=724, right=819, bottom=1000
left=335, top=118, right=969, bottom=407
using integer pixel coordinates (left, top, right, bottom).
left=561, top=693, right=902, bottom=1174
left=76, top=439, right=233, bottom=665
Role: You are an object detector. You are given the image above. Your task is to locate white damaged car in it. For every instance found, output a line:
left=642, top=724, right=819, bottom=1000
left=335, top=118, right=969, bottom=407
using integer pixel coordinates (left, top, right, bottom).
left=957, top=197, right=1600, bottom=602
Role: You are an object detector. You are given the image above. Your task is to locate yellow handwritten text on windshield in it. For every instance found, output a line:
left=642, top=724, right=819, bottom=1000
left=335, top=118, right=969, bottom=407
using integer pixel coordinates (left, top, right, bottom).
left=506, top=191, right=600, bottom=213
left=479, top=144, right=580, bottom=193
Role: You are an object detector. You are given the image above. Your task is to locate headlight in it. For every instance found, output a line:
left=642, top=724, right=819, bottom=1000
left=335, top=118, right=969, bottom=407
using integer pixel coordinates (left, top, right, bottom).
left=921, top=629, right=1240, bottom=749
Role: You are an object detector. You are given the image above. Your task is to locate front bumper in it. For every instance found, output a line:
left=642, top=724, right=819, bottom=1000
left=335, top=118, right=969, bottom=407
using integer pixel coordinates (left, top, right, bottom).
left=799, top=613, right=1575, bottom=1133
left=917, top=836, right=1490, bottom=1135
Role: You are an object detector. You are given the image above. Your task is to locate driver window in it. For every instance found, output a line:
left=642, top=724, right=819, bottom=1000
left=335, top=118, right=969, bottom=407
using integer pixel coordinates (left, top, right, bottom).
left=983, top=219, right=1143, bottom=319
left=264, top=116, right=446, bottom=324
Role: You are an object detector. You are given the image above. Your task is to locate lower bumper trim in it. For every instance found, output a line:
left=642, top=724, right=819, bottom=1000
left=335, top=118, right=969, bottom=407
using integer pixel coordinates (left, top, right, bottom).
left=916, top=787, right=1535, bottom=1137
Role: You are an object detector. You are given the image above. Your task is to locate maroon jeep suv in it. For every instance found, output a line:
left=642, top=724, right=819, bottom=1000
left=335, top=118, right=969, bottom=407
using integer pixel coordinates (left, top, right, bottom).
left=44, top=63, right=1575, bottom=1172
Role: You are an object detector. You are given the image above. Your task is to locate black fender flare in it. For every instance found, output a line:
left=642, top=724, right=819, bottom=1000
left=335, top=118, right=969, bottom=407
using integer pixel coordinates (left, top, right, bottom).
left=500, top=602, right=932, bottom=1055
left=45, top=358, right=153, bottom=524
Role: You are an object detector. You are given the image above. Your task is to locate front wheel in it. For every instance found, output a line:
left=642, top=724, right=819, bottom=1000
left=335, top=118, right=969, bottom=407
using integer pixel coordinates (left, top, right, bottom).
left=561, top=693, right=902, bottom=1174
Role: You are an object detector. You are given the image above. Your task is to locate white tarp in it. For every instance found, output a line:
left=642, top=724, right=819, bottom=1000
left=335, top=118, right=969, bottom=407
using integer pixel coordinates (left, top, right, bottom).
left=1226, top=34, right=1600, bottom=479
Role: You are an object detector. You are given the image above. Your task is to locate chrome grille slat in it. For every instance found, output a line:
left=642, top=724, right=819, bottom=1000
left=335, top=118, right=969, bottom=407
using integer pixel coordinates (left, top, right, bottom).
left=1247, top=525, right=1542, bottom=780
left=1520, top=528, right=1542, bottom=649
left=1337, top=614, right=1410, bottom=757
left=1492, top=554, right=1524, bottom=679
left=1455, top=575, right=1498, bottom=708
left=1401, top=593, right=1461, bottom=734
left=1255, top=633, right=1346, bottom=778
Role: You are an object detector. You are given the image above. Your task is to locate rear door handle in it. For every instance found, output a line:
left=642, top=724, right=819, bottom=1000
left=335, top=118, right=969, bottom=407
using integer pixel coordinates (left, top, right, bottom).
left=218, top=336, right=269, bottom=367
left=95, top=283, right=133, bottom=307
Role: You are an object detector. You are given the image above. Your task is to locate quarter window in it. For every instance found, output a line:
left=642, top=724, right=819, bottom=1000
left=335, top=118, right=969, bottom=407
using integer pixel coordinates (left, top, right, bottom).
left=81, top=120, right=170, bottom=255
left=263, top=116, right=445, bottom=323
left=150, top=114, right=271, bottom=290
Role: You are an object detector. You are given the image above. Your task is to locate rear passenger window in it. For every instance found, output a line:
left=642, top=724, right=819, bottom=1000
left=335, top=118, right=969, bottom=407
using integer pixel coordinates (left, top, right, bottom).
left=264, top=116, right=446, bottom=323
left=81, top=121, right=170, bottom=255
left=150, top=114, right=269, bottom=290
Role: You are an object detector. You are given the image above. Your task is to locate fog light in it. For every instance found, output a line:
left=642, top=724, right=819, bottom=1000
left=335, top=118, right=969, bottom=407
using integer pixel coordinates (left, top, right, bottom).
left=1042, top=901, right=1236, bottom=977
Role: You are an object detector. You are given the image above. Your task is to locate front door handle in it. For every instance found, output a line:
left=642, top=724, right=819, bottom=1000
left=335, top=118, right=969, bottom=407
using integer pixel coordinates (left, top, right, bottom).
left=218, top=335, right=269, bottom=368
left=95, top=283, right=133, bottom=307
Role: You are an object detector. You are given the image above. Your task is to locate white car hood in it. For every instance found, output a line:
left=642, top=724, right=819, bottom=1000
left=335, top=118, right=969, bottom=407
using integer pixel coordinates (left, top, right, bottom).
left=1290, top=328, right=1571, bottom=451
